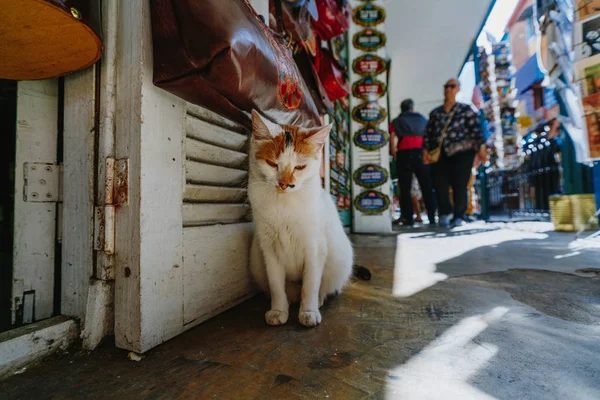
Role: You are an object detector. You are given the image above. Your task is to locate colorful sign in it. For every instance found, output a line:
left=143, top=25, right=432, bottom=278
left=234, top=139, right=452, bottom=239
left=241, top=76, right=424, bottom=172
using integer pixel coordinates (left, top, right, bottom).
left=353, top=126, right=389, bottom=150
left=517, top=115, right=533, bottom=129
left=352, top=54, right=387, bottom=77
left=353, top=3, right=386, bottom=27
left=577, top=0, right=600, bottom=21
left=352, top=102, right=387, bottom=125
left=352, top=77, right=386, bottom=101
left=353, top=29, right=386, bottom=52
left=582, top=92, right=600, bottom=159
left=353, top=164, right=388, bottom=188
left=354, top=190, right=390, bottom=215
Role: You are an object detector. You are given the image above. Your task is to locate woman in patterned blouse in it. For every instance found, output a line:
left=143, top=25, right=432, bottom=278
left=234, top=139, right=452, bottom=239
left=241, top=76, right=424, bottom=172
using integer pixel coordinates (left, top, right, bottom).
left=423, top=78, right=487, bottom=227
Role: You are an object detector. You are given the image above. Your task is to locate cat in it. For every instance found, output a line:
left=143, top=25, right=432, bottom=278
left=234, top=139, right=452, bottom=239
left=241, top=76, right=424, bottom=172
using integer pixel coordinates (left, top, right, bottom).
left=248, top=110, right=354, bottom=327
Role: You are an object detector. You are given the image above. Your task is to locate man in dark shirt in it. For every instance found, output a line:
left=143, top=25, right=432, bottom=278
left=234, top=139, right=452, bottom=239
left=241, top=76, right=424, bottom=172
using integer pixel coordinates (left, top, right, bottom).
left=390, top=99, right=436, bottom=226
left=424, top=79, right=486, bottom=227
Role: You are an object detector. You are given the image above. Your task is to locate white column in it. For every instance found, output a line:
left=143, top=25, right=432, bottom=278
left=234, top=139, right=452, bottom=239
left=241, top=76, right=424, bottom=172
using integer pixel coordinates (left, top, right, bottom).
left=349, top=0, right=392, bottom=233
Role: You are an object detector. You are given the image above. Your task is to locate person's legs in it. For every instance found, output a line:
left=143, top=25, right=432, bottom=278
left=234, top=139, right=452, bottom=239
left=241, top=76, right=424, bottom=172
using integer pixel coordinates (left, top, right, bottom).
left=396, top=152, right=414, bottom=224
left=466, top=174, right=475, bottom=216
left=414, top=163, right=436, bottom=224
left=432, top=155, right=452, bottom=224
left=448, top=151, right=476, bottom=221
left=412, top=196, right=422, bottom=222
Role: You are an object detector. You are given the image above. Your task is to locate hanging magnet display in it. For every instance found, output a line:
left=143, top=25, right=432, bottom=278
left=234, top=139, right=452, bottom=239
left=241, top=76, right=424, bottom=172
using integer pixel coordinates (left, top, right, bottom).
left=330, top=36, right=348, bottom=67
left=352, top=101, right=387, bottom=125
left=353, top=164, right=389, bottom=188
left=354, top=190, right=390, bottom=215
left=352, top=3, right=386, bottom=27
left=352, top=77, right=386, bottom=101
left=353, top=125, right=389, bottom=150
left=352, top=29, right=386, bottom=52
left=352, top=54, right=387, bottom=77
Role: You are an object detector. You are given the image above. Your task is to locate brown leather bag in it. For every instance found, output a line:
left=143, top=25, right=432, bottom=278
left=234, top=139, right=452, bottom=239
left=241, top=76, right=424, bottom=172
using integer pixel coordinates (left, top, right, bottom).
left=151, top=0, right=321, bottom=129
left=272, top=0, right=333, bottom=114
left=0, top=0, right=102, bottom=80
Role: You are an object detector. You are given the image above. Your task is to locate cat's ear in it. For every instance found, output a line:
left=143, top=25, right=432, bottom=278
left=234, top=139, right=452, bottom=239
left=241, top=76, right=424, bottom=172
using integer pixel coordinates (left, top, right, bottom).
left=252, top=110, right=277, bottom=141
left=303, top=124, right=332, bottom=149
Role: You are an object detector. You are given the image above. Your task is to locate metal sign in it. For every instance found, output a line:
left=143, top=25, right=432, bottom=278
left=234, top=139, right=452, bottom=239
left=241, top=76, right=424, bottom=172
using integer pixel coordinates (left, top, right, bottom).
left=353, top=125, right=389, bottom=150
left=353, top=3, right=386, bottom=27
left=353, top=29, right=386, bottom=52
left=352, top=102, right=387, bottom=125
left=352, top=77, right=386, bottom=101
left=353, top=164, right=388, bottom=188
left=354, top=190, right=390, bottom=215
left=352, top=54, right=387, bottom=77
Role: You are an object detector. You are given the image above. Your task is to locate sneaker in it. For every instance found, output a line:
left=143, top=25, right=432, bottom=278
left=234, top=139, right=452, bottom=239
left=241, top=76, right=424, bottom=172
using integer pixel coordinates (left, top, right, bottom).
left=452, top=218, right=466, bottom=227
left=439, top=214, right=452, bottom=227
left=394, top=218, right=413, bottom=227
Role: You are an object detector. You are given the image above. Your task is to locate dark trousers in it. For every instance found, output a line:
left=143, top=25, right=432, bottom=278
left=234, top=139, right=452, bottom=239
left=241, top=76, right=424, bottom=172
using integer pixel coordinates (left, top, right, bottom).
left=396, top=149, right=436, bottom=223
left=432, top=150, right=476, bottom=220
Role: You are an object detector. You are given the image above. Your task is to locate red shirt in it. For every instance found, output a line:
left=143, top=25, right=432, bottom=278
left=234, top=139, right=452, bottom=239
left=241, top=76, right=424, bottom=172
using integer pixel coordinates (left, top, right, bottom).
left=390, top=123, right=424, bottom=150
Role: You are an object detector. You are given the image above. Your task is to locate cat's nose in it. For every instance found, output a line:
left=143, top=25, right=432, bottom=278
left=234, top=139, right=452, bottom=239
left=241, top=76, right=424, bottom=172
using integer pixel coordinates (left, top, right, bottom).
left=278, top=182, right=295, bottom=190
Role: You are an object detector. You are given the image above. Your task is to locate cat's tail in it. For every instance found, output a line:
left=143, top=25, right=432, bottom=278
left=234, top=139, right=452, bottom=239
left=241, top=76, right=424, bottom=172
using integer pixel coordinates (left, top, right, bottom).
left=353, top=265, right=371, bottom=281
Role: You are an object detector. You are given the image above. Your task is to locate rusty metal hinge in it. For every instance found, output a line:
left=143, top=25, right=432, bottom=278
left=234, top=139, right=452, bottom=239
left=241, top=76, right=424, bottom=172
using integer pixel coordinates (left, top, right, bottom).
left=94, top=157, right=128, bottom=254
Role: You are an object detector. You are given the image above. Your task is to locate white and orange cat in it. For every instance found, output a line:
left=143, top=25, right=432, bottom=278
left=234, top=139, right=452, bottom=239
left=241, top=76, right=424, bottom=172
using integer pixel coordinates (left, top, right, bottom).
left=248, top=110, right=354, bottom=327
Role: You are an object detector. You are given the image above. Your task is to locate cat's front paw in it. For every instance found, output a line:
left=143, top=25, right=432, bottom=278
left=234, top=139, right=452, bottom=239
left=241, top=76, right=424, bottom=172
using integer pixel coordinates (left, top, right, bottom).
left=299, top=310, right=322, bottom=327
left=265, top=310, right=289, bottom=326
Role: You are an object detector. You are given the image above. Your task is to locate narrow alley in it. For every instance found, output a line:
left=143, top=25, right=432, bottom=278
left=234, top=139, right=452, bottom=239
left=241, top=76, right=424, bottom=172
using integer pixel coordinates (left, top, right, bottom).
left=2, top=1, right=600, bottom=399
left=2, top=222, right=599, bottom=399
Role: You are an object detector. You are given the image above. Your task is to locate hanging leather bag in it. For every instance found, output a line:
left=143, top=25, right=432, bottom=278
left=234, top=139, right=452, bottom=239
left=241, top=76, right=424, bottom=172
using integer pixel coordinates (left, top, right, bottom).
left=0, top=0, right=102, bottom=80
left=150, top=0, right=321, bottom=129
left=311, top=0, right=351, bottom=41
left=317, top=45, right=350, bottom=102
left=272, top=0, right=333, bottom=114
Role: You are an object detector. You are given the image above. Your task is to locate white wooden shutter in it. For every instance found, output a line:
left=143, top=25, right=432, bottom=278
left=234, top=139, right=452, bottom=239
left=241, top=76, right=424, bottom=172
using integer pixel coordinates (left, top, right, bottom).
left=182, top=104, right=254, bottom=327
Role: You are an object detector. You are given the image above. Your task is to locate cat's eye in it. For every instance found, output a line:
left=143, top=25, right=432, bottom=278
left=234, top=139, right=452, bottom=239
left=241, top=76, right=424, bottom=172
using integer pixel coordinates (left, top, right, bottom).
left=266, top=160, right=278, bottom=168
left=295, top=165, right=307, bottom=170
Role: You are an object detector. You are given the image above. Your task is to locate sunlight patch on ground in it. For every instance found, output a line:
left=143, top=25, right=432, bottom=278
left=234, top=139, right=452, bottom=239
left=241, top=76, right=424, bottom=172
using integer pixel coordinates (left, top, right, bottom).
left=569, top=230, right=600, bottom=251
left=392, top=227, right=548, bottom=297
left=385, top=307, right=509, bottom=400
left=483, top=221, right=555, bottom=233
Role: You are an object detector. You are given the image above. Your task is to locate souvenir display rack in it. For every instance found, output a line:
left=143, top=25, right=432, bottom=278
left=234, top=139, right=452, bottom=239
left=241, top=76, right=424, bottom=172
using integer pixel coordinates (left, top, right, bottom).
left=329, top=99, right=352, bottom=226
left=493, top=42, right=520, bottom=168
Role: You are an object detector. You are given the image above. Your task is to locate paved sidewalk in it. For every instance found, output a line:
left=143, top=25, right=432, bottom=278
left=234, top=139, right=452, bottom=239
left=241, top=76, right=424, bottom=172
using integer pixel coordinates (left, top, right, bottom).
left=2, top=222, right=599, bottom=399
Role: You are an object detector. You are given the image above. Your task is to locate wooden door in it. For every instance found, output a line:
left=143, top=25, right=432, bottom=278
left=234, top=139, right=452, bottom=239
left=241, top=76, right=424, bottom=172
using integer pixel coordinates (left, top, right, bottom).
left=12, top=80, right=60, bottom=325
left=113, top=1, right=256, bottom=352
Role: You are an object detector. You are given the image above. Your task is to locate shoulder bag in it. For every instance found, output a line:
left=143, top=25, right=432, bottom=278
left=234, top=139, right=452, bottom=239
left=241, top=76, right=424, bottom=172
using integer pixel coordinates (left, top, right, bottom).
left=428, top=105, right=458, bottom=164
